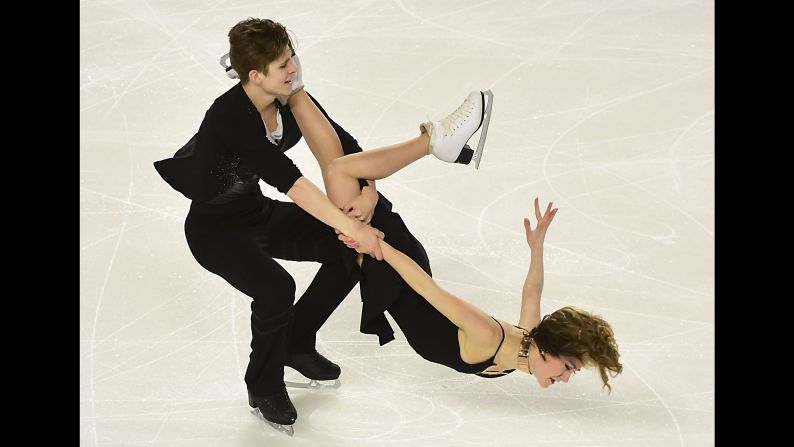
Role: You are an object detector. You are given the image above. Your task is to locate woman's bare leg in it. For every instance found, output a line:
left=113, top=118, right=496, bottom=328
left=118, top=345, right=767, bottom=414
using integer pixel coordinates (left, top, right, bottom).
left=326, top=134, right=430, bottom=185
left=291, top=88, right=488, bottom=211
left=289, top=89, right=432, bottom=210
left=327, top=135, right=431, bottom=269
left=288, top=90, right=362, bottom=208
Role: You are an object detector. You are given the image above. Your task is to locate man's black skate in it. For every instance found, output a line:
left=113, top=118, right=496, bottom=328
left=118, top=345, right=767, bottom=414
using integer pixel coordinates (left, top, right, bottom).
left=285, top=349, right=342, bottom=388
left=248, top=387, right=297, bottom=436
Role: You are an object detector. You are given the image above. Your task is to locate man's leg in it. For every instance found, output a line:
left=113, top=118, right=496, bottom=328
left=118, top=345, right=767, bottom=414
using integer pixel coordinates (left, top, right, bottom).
left=289, top=261, right=357, bottom=353
left=184, top=212, right=298, bottom=426
left=260, top=200, right=360, bottom=381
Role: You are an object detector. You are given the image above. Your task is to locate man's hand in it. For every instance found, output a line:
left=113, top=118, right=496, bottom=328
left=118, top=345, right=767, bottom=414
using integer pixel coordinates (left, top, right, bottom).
left=342, top=186, right=377, bottom=225
left=336, top=229, right=360, bottom=250
left=340, top=220, right=385, bottom=260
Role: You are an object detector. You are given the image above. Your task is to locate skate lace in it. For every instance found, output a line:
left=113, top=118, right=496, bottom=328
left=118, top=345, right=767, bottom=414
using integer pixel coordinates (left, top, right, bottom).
left=440, top=98, right=474, bottom=136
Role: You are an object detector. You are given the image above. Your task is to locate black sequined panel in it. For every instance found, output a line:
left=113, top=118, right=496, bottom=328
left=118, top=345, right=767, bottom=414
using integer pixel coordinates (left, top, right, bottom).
left=209, top=151, right=242, bottom=195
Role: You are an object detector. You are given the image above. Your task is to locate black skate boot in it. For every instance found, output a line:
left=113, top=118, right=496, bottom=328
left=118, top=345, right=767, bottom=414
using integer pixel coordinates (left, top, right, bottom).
left=285, top=349, right=342, bottom=388
left=248, top=386, right=297, bottom=436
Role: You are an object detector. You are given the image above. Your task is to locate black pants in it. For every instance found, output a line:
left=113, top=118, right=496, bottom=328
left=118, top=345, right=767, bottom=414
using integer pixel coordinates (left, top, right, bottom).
left=184, top=192, right=359, bottom=395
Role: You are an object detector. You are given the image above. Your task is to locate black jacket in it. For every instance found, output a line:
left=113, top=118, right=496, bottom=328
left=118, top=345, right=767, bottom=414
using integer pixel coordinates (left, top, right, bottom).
left=154, top=84, right=366, bottom=202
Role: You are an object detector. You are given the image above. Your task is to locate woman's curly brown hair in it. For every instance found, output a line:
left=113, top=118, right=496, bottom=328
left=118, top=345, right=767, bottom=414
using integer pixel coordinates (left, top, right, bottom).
left=528, top=306, right=622, bottom=392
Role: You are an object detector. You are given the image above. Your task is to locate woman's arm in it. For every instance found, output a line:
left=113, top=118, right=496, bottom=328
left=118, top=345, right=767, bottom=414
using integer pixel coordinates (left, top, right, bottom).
left=517, top=198, right=558, bottom=329
left=378, top=239, right=494, bottom=336
left=517, top=247, right=544, bottom=330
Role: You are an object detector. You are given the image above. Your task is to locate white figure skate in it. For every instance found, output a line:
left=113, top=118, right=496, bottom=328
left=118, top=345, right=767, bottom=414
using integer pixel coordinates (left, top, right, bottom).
left=420, top=89, right=494, bottom=169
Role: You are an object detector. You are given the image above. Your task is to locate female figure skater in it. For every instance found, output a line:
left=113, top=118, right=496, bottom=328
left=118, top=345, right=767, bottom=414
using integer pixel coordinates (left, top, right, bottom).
left=293, top=88, right=623, bottom=393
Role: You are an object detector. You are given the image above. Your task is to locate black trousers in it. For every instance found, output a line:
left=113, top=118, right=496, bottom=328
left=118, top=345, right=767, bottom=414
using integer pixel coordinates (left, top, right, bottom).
left=184, top=192, right=359, bottom=395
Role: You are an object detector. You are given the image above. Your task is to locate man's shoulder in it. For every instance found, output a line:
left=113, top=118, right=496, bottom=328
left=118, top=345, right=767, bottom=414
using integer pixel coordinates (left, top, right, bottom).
left=201, top=84, right=253, bottom=130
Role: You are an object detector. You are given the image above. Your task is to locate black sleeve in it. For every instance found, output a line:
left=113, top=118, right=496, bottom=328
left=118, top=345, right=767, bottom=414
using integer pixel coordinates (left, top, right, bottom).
left=306, top=92, right=368, bottom=188
left=208, top=106, right=303, bottom=195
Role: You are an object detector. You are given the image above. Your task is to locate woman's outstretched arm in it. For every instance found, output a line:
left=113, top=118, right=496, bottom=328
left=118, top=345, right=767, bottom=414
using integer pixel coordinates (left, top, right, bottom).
left=288, top=80, right=428, bottom=213
left=517, top=198, right=558, bottom=329
left=377, top=239, right=495, bottom=338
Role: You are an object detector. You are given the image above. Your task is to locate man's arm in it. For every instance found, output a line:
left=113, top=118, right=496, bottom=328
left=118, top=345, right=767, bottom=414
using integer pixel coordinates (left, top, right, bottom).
left=287, top=176, right=384, bottom=260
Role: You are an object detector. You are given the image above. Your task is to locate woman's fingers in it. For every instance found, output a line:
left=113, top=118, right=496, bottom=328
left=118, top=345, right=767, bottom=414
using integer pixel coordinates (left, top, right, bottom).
left=524, top=217, right=532, bottom=232
left=534, top=197, right=542, bottom=221
left=530, top=197, right=559, bottom=228
left=547, top=208, right=558, bottom=224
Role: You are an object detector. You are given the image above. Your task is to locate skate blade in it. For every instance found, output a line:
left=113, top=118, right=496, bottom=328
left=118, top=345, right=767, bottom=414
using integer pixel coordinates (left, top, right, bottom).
left=473, top=89, right=494, bottom=170
left=250, top=408, right=295, bottom=436
left=285, top=378, right=341, bottom=389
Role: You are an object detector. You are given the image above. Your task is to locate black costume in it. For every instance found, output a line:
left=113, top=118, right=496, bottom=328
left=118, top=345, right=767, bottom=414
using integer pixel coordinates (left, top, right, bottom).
left=154, top=84, right=507, bottom=399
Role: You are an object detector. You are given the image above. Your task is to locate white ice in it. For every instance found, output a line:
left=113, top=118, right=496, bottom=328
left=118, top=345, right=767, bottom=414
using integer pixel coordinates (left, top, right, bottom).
left=80, top=1, right=714, bottom=445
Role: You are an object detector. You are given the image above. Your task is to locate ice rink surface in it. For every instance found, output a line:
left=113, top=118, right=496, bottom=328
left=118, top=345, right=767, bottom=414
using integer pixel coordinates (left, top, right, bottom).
left=80, top=1, right=713, bottom=445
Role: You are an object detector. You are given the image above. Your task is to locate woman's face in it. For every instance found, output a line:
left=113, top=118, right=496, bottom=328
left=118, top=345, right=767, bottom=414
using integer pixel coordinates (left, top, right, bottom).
left=532, top=351, right=582, bottom=388
left=256, top=47, right=297, bottom=96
